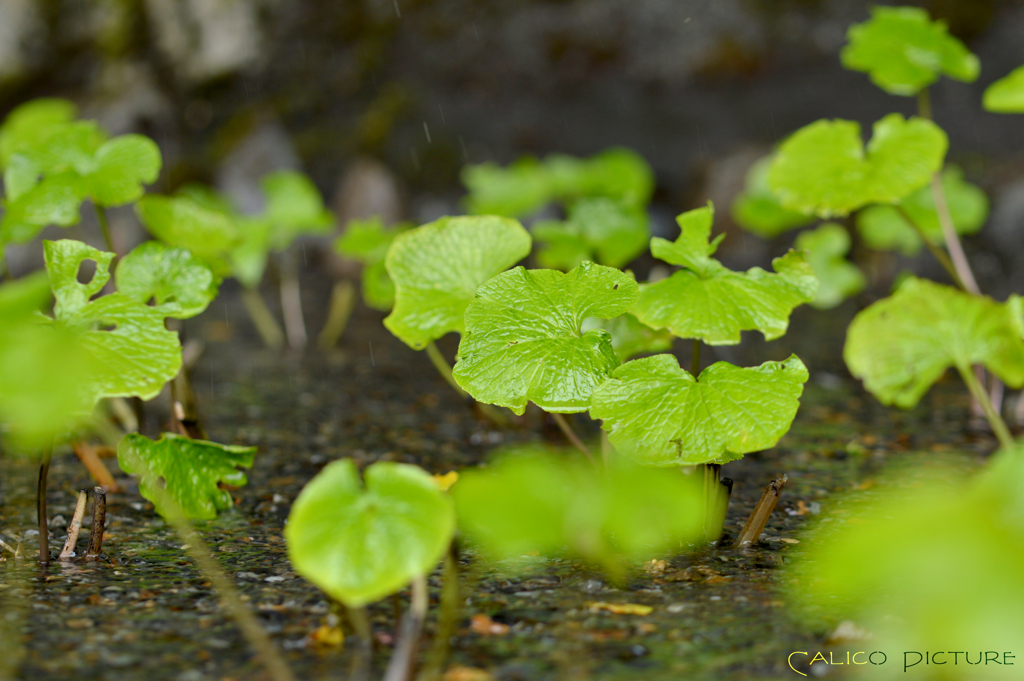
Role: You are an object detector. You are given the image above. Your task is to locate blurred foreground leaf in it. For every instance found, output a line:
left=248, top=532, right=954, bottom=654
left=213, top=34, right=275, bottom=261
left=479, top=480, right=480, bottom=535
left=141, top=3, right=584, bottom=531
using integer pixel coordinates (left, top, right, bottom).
left=984, top=64, right=1024, bottom=113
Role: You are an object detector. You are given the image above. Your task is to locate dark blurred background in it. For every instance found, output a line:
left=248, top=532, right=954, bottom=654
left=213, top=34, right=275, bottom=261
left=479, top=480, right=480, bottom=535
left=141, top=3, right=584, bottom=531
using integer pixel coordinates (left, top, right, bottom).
left=3, top=0, right=1024, bottom=293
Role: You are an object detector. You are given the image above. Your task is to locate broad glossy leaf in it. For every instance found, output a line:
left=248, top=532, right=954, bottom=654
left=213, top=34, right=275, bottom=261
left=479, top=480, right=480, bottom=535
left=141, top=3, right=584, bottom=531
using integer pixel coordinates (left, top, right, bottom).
left=116, top=241, right=219, bottom=318
left=582, top=313, right=673, bottom=362
left=535, top=198, right=649, bottom=270
left=0, top=99, right=77, bottom=169
left=590, top=354, right=808, bottom=466
left=136, top=195, right=240, bottom=276
left=844, top=277, right=1024, bottom=408
left=262, top=170, right=334, bottom=250
left=453, top=449, right=702, bottom=578
left=45, top=240, right=182, bottom=402
left=285, top=459, right=456, bottom=607
left=730, top=156, right=814, bottom=237
left=118, top=433, right=255, bottom=520
left=794, top=223, right=865, bottom=309
left=384, top=215, right=531, bottom=349
left=856, top=165, right=987, bottom=255
left=633, top=203, right=816, bottom=344
left=0, top=272, right=95, bottom=448
left=984, top=65, right=1024, bottom=113
left=841, top=6, right=979, bottom=95
left=768, top=115, right=947, bottom=217
left=453, top=262, right=638, bottom=415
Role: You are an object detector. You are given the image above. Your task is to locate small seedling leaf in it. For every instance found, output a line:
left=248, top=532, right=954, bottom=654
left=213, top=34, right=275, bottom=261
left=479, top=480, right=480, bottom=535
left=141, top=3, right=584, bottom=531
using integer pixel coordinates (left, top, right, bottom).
left=136, top=194, right=240, bottom=276
left=844, top=277, right=1024, bottom=408
left=116, top=241, right=219, bottom=319
left=534, top=198, right=649, bottom=270
left=841, top=6, right=979, bottom=95
left=633, top=203, right=816, bottom=344
left=590, top=354, right=808, bottom=466
left=453, top=262, right=639, bottom=414
left=44, top=240, right=182, bottom=402
left=285, top=459, right=456, bottom=607
left=85, top=134, right=162, bottom=207
left=768, top=114, right=947, bottom=217
left=384, top=215, right=531, bottom=349
left=730, top=156, right=815, bottom=237
left=983, top=64, right=1024, bottom=113
left=261, top=170, right=334, bottom=250
left=856, top=165, right=987, bottom=255
left=118, top=433, right=255, bottom=520
left=794, top=223, right=865, bottom=309
left=453, top=449, right=702, bottom=579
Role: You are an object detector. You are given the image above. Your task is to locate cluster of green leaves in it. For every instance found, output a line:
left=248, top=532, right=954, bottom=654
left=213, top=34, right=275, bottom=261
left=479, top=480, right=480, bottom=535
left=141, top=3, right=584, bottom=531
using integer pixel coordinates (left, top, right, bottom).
left=138, top=170, right=334, bottom=289
left=0, top=99, right=160, bottom=256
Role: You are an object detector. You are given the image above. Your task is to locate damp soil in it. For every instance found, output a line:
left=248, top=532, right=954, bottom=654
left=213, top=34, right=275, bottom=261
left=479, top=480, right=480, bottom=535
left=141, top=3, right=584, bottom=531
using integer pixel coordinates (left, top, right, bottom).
left=0, top=275, right=1006, bottom=681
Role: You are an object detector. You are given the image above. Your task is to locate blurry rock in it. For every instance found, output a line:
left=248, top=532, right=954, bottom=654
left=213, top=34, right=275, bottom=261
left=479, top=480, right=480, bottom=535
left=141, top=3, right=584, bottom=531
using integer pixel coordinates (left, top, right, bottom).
left=332, top=158, right=403, bottom=227
left=144, top=0, right=262, bottom=84
left=0, top=0, right=46, bottom=83
left=87, top=62, right=173, bottom=137
left=216, top=121, right=301, bottom=215
left=988, top=177, right=1024, bottom=255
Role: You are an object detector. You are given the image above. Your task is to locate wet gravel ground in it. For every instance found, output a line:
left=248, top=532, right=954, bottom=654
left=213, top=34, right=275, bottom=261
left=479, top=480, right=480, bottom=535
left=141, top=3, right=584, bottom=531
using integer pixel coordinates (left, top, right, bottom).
left=0, top=276, right=1006, bottom=681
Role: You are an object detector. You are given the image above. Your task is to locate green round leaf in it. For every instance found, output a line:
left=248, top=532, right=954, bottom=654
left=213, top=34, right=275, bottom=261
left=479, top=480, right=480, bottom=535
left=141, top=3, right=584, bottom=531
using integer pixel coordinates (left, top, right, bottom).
left=633, top=203, right=816, bottom=344
left=285, top=459, right=456, bottom=608
left=44, top=240, right=182, bottom=403
left=86, top=134, right=162, bottom=207
left=118, top=433, right=255, bottom=520
left=590, top=354, right=809, bottom=466
left=453, top=262, right=639, bottom=415
left=137, top=194, right=241, bottom=276
left=453, top=450, right=702, bottom=578
left=535, top=198, right=649, bottom=270
left=794, top=223, right=865, bottom=309
left=730, top=156, right=815, bottom=238
left=384, top=215, right=531, bottom=349
left=841, top=6, right=979, bottom=96
left=768, top=114, right=948, bottom=217
left=0, top=99, right=77, bottom=169
left=116, top=241, right=219, bottom=318
left=261, top=170, right=334, bottom=250
left=461, top=157, right=552, bottom=217
left=983, top=65, right=1024, bottom=113
left=844, top=277, right=1024, bottom=409
left=1, top=173, right=86, bottom=246
left=532, top=220, right=591, bottom=271
left=855, top=165, right=988, bottom=255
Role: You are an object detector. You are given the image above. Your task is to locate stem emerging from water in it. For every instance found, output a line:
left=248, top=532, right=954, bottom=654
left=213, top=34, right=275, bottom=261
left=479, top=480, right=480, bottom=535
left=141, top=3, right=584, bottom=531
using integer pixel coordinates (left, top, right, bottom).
left=700, top=464, right=732, bottom=543
left=241, top=287, right=285, bottom=349
left=736, top=475, right=788, bottom=547
left=383, top=574, right=429, bottom=681
left=36, top=446, right=53, bottom=565
left=959, top=364, right=1014, bottom=450
left=417, top=542, right=461, bottom=681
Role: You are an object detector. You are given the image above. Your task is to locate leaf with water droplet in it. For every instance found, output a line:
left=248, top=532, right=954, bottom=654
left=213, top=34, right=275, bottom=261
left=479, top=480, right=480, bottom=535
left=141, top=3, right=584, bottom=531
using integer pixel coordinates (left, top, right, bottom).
left=632, top=203, right=816, bottom=344
left=841, top=6, right=979, bottom=95
left=769, top=115, right=947, bottom=218
left=285, top=459, right=455, bottom=607
left=856, top=165, right=987, bottom=255
left=384, top=215, right=531, bottom=349
left=844, top=277, right=1024, bottom=408
left=118, top=433, right=255, bottom=520
left=794, top=223, right=865, bottom=309
left=453, top=261, right=638, bottom=415
left=590, top=353, right=808, bottom=466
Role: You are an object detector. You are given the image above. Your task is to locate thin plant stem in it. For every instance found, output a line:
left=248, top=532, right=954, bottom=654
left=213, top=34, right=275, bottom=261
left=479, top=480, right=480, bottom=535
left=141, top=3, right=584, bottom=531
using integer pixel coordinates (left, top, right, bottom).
left=347, top=605, right=374, bottom=681
left=317, top=281, right=355, bottom=350
left=736, top=475, right=788, bottom=547
left=600, top=430, right=612, bottom=467
left=425, top=342, right=468, bottom=397
left=917, top=88, right=932, bottom=121
left=383, top=574, right=429, bottom=681
left=417, top=543, right=461, bottom=681
left=894, top=206, right=965, bottom=290
left=959, top=364, right=1015, bottom=450
left=153, top=487, right=297, bottom=681
left=279, top=251, right=308, bottom=350
left=85, top=487, right=106, bottom=558
left=59, top=490, right=88, bottom=560
left=930, top=174, right=980, bottom=294
left=700, top=464, right=732, bottom=543
left=241, top=286, right=285, bottom=349
left=691, top=339, right=701, bottom=377
left=36, top=446, right=53, bottom=565
left=93, top=204, right=117, bottom=256
left=551, top=413, right=595, bottom=465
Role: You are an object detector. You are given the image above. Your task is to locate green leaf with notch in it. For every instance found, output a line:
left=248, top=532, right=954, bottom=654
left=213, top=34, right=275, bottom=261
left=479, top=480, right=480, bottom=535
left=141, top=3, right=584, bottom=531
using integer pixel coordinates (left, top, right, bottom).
left=453, top=449, right=702, bottom=580
left=632, top=203, right=816, bottom=344
left=768, top=114, right=947, bottom=217
left=285, top=459, right=455, bottom=607
left=44, top=240, right=182, bottom=403
left=844, top=277, right=1024, bottom=408
left=118, top=433, right=255, bottom=520
left=856, top=165, right=987, bottom=255
left=116, top=241, right=219, bottom=319
left=590, top=353, right=808, bottom=466
left=794, top=223, right=865, bottom=309
left=730, top=156, right=815, bottom=238
left=384, top=215, right=531, bottom=349
left=453, top=262, right=639, bottom=415
left=984, top=65, right=1024, bottom=113
left=841, top=6, right=979, bottom=96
